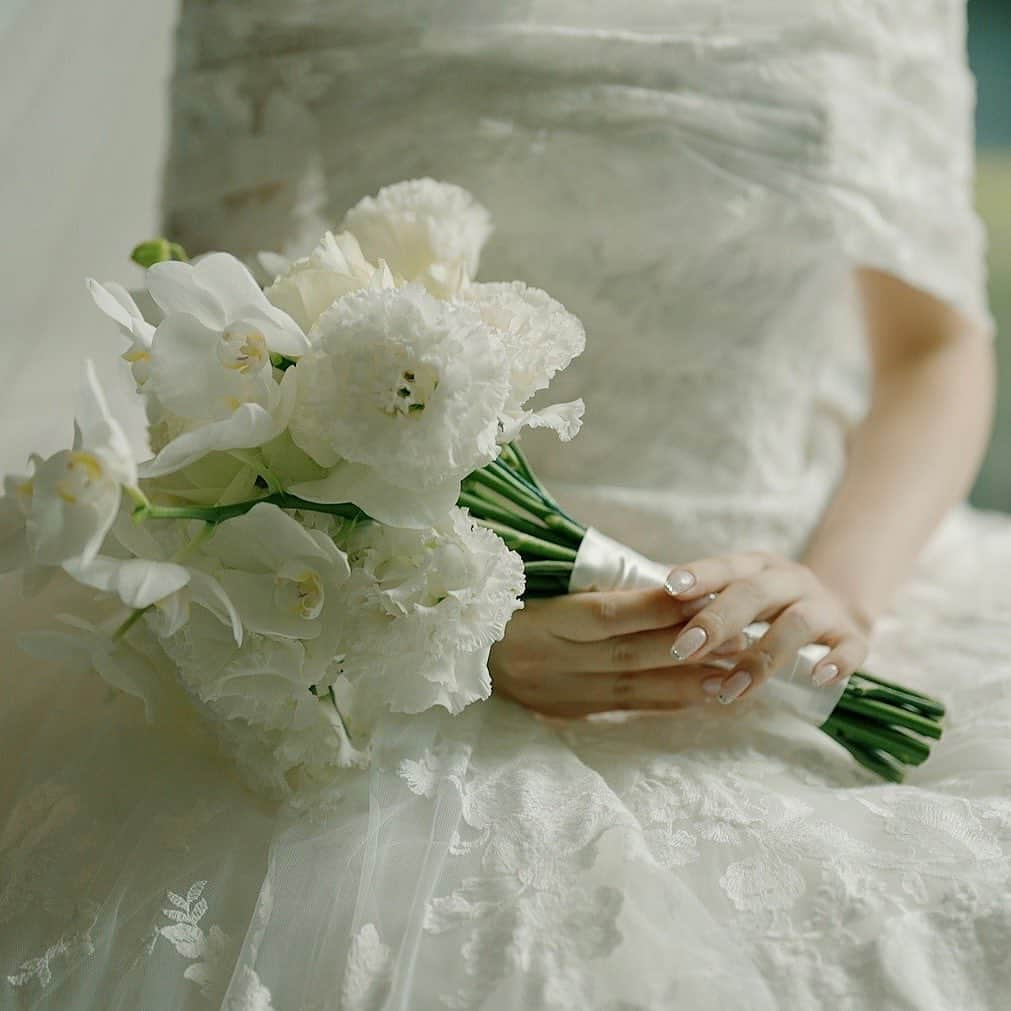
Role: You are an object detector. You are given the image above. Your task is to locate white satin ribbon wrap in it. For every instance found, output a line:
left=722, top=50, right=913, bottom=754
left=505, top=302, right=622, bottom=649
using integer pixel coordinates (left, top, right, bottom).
left=569, top=528, right=847, bottom=727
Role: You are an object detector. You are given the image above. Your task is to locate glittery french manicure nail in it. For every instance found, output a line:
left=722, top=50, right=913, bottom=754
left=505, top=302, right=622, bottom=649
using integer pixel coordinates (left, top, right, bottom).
left=717, top=671, right=752, bottom=704
left=812, top=663, right=839, bottom=687
left=671, top=626, right=707, bottom=660
left=665, top=569, right=696, bottom=596
left=702, top=676, right=724, bottom=697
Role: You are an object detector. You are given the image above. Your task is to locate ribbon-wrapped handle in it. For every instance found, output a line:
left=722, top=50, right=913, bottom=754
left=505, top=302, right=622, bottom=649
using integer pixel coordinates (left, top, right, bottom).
left=569, top=528, right=846, bottom=726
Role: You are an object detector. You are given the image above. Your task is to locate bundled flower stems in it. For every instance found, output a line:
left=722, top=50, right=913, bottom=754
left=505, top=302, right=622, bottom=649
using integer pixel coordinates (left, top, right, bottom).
left=1, top=180, right=943, bottom=811
left=462, top=442, right=946, bottom=784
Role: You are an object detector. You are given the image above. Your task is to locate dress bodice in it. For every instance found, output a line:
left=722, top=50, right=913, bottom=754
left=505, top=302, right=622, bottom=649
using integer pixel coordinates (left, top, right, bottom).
left=164, top=0, right=990, bottom=561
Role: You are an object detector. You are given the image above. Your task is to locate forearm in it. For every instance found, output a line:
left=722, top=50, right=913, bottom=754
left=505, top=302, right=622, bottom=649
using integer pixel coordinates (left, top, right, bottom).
left=802, top=325, right=995, bottom=627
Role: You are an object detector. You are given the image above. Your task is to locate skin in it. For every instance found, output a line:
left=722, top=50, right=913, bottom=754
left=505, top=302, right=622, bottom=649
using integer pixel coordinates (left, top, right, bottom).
left=490, top=269, right=996, bottom=717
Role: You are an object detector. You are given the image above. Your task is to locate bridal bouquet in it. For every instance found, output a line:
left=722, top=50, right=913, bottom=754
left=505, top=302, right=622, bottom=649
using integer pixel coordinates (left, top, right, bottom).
left=1, top=179, right=942, bottom=807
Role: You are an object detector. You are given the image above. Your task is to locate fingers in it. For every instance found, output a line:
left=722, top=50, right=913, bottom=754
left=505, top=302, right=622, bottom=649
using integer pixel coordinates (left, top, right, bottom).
left=700, top=605, right=869, bottom=704
left=664, top=552, right=773, bottom=600
left=669, top=568, right=811, bottom=662
left=811, top=640, right=867, bottom=687
left=530, top=663, right=728, bottom=718
left=545, top=588, right=692, bottom=642
left=553, top=625, right=698, bottom=674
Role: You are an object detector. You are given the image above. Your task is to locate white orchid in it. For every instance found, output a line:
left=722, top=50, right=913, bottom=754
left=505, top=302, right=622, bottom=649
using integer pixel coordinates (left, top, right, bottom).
left=131, top=253, right=310, bottom=477
left=460, top=280, right=587, bottom=441
left=288, top=283, right=509, bottom=527
left=264, top=230, right=396, bottom=332
left=198, top=503, right=351, bottom=680
left=63, top=511, right=241, bottom=641
left=86, top=279, right=159, bottom=386
left=342, top=178, right=492, bottom=298
left=0, top=362, right=137, bottom=573
left=339, top=508, right=524, bottom=730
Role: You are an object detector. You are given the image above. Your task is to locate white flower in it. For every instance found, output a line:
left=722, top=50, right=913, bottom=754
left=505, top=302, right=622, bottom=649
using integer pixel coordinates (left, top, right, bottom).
left=64, top=512, right=241, bottom=640
left=158, top=607, right=367, bottom=805
left=1, top=362, right=137, bottom=571
left=86, top=279, right=158, bottom=386
left=339, top=508, right=524, bottom=730
left=198, top=503, right=350, bottom=680
left=289, top=284, right=509, bottom=527
left=141, top=452, right=260, bottom=507
left=264, top=230, right=394, bottom=332
left=136, top=253, right=310, bottom=477
left=342, top=179, right=493, bottom=297
left=460, top=280, right=586, bottom=441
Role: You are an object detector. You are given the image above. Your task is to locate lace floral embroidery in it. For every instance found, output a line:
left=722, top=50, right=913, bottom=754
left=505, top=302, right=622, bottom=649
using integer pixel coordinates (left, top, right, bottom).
left=340, top=922, right=392, bottom=1011
left=6, top=902, right=98, bottom=989
left=157, top=880, right=276, bottom=1010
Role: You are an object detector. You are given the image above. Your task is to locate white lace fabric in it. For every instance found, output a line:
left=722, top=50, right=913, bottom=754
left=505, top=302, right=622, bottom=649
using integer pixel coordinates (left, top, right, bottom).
left=4, top=2, right=1011, bottom=1008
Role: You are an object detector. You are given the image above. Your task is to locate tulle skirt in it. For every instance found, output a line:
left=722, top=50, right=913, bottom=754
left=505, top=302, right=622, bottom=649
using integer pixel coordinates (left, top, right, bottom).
left=3, top=502, right=1011, bottom=1010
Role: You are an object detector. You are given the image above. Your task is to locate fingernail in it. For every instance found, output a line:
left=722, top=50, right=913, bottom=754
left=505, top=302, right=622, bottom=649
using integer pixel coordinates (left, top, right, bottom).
left=717, top=671, right=752, bottom=704
left=812, top=663, right=839, bottom=687
left=683, top=592, right=717, bottom=617
left=671, top=626, right=707, bottom=661
left=664, top=569, right=696, bottom=596
left=702, top=676, right=724, bottom=697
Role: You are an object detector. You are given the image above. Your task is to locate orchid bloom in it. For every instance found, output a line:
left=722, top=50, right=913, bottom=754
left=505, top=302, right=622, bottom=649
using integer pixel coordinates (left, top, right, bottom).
left=1, top=362, right=137, bottom=572
left=136, top=253, right=311, bottom=477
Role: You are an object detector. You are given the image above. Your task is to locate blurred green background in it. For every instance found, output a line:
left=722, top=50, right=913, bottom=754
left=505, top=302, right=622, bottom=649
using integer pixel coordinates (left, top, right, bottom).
left=969, top=0, right=1011, bottom=510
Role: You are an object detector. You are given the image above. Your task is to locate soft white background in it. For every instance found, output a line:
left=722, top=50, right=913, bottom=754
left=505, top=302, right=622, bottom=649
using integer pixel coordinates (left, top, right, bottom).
left=0, top=0, right=178, bottom=474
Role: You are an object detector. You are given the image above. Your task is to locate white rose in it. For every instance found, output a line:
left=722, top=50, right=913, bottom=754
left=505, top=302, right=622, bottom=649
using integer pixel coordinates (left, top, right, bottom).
left=264, top=230, right=392, bottom=332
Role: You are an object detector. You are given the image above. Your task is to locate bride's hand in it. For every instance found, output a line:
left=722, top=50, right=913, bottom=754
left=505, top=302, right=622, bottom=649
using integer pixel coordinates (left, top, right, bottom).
left=662, top=551, right=873, bottom=702
left=489, top=588, right=747, bottom=718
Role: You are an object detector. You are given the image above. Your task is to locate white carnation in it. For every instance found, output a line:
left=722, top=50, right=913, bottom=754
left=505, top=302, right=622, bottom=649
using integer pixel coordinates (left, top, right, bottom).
left=158, top=608, right=367, bottom=809
left=460, top=280, right=587, bottom=440
left=342, top=178, right=493, bottom=297
left=289, top=284, right=509, bottom=527
left=339, top=508, right=525, bottom=730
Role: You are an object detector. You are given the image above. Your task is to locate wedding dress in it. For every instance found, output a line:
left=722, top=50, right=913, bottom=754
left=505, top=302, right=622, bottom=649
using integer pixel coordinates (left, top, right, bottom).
left=3, top=2, right=1011, bottom=1009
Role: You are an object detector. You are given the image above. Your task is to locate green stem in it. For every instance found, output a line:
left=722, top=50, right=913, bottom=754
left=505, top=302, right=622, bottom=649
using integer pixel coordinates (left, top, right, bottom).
left=469, top=467, right=551, bottom=521
left=832, top=695, right=943, bottom=740
left=846, top=684, right=946, bottom=720
left=542, top=511, right=587, bottom=547
left=478, top=519, right=578, bottom=562
left=824, top=711, right=930, bottom=765
left=849, top=670, right=945, bottom=709
left=227, top=450, right=282, bottom=494
left=524, top=560, right=577, bottom=576
left=822, top=723, right=905, bottom=782
left=113, top=605, right=152, bottom=640
left=504, top=442, right=569, bottom=514
left=459, top=493, right=571, bottom=546
left=134, top=493, right=366, bottom=526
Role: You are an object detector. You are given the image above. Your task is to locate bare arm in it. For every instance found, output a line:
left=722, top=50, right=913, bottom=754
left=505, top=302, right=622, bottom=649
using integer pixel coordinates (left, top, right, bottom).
left=659, top=269, right=996, bottom=700
left=801, top=269, right=996, bottom=627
